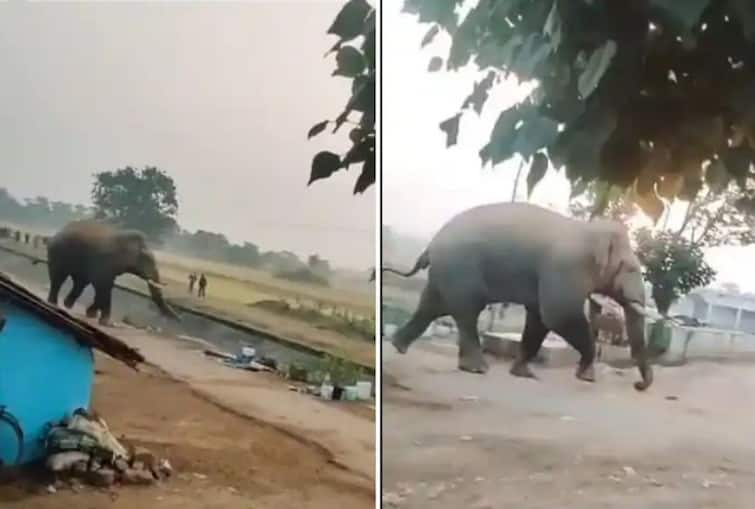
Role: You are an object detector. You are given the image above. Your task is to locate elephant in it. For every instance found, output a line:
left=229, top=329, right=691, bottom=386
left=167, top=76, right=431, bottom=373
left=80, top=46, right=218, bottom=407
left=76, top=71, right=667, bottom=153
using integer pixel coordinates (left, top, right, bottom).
left=41, top=220, right=179, bottom=326
left=382, top=202, right=653, bottom=391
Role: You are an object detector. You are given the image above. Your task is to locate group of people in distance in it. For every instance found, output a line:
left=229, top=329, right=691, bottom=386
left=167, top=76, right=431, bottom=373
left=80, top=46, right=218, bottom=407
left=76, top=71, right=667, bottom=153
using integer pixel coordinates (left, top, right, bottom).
left=187, top=272, right=208, bottom=298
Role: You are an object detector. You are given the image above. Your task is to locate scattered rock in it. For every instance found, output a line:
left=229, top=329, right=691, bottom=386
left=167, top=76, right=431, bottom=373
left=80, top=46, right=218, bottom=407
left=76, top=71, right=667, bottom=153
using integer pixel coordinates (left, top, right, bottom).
left=46, top=484, right=57, bottom=494
left=560, top=416, right=575, bottom=422
left=426, top=483, right=446, bottom=499
left=608, top=475, right=622, bottom=482
left=665, top=395, right=679, bottom=401
left=154, top=458, right=173, bottom=479
left=460, top=396, right=479, bottom=402
left=382, top=491, right=404, bottom=506
left=459, top=435, right=473, bottom=441
left=114, top=458, right=130, bottom=473
left=46, top=451, right=91, bottom=472
left=132, top=447, right=158, bottom=471
left=647, top=477, right=664, bottom=487
left=622, top=466, right=637, bottom=476
left=192, top=472, right=208, bottom=480
left=122, top=468, right=157, bottom=485
left=88, top=468, right=116, bottom=488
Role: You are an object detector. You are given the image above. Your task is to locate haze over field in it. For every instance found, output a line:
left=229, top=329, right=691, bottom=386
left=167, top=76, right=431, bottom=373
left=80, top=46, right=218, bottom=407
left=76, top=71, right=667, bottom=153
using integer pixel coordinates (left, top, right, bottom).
left=0, top=0, right=374, bottom=271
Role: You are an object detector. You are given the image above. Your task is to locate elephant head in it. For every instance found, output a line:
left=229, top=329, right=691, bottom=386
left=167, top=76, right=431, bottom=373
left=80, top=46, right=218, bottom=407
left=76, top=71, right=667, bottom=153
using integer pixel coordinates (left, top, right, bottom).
left=590, top=220, right=653, bottom=391
left=116, top=231, right=180, bottom=321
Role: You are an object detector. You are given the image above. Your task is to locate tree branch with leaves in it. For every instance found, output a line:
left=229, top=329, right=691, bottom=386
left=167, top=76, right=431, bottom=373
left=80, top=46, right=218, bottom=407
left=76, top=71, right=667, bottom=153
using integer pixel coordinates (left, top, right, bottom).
left=406, top=0, right=755, bottom=218
left=308, top=0, right=376, bottom=195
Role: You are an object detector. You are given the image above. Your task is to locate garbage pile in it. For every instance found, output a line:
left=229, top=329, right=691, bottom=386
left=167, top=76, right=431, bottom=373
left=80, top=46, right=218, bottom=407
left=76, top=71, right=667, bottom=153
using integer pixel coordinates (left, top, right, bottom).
left=204, top=345, right=278, bottom=372
left=43, top=409, right=172, bottom=489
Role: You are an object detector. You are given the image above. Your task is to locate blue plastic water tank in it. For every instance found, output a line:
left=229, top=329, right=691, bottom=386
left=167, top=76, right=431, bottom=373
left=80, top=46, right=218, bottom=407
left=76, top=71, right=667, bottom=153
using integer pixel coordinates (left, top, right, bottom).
left=0, top=300, right=94, bottom=465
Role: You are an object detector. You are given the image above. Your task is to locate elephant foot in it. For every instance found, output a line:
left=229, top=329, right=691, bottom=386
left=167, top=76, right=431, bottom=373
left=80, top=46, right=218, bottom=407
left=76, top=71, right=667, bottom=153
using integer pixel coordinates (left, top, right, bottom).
left=98, top=317, right=114, bottom=328
left=85, top=308, right=98, bottom=318
left=392, top=338, right=410, bottom=354
left=458, top=353, right=489, bottom=374
left=510, top=360, right=537, bottom=379
left=576, top=363, right=596, bottom=383
left=63, top=299, right=75, bottom=309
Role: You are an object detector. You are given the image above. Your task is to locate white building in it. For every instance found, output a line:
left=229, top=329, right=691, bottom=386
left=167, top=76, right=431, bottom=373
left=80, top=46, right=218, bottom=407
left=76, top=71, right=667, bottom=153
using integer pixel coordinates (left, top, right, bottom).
left=671, top=288, right=755, bottom=333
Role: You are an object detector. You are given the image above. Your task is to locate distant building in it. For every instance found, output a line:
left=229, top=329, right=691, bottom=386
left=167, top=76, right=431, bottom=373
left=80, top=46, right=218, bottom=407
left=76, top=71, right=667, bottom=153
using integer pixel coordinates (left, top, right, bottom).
left=671, top=288, right=755, bottom=333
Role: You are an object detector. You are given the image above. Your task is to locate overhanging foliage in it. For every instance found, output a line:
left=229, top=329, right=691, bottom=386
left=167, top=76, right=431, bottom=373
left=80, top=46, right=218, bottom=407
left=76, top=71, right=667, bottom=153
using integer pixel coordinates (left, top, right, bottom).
left=308, top=0, right=376, bottom=195
left=407, top=0, right=755, bottom=219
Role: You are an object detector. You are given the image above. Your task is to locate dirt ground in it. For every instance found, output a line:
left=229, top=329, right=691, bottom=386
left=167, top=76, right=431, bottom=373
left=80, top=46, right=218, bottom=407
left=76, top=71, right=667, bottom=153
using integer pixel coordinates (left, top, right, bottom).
left=382, top=340, right=755, bottom=509
left=0, top=354, right=373, bottom=509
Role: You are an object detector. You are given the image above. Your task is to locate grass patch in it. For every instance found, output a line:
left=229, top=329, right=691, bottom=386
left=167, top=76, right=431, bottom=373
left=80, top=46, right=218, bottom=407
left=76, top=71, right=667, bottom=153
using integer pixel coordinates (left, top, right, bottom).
left=251, top=299, right=375, bottom=342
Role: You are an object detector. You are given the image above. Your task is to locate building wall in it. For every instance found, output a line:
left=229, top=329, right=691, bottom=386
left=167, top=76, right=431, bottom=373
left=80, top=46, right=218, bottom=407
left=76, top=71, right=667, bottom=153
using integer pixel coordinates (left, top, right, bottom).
left=0, top=300, right=94, bottom=465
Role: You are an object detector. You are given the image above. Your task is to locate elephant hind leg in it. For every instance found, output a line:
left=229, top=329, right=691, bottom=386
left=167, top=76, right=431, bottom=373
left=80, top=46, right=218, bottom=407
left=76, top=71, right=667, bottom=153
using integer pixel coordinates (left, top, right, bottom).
left=47, top=265, right=67, bottom=306
left=392, top=284, right=444, bottom=354
left=63, top=278, right=87, bottom=309
left=550, top=314, right=596, bottom=382
left=510, top=308, right=549, bottom=379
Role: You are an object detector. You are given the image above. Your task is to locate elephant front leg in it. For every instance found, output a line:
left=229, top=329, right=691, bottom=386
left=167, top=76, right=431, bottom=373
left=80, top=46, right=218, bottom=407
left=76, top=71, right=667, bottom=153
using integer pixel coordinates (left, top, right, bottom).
left=553, top=315, right=596, bottom=383
left=510, top=309, right=548, bottom=379
left=93, top=280, right=115, bottom=327
left=454, top=313, right=488, bottom=374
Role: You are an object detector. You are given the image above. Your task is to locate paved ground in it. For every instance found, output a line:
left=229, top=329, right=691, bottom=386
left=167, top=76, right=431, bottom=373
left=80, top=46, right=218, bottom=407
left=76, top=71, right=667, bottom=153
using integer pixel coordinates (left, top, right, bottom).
left=382, top=340, right=755, bottom=508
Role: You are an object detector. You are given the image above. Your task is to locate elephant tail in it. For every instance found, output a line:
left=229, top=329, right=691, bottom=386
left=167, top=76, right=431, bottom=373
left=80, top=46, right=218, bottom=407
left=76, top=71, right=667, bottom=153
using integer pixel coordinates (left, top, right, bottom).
left=381, top=249, right=430, bottom=278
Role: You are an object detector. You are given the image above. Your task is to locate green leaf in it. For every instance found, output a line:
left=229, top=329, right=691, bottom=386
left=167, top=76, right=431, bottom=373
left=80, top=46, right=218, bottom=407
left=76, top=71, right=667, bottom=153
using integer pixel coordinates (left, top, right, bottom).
left=488, top=105, right=532, bottom=165
left=705, top=158, right=730, bottom=193
left=512, top=114, right=561, bottom=159
left=328, top=0, right=371, bottom=41
left=416, top=0, right=459, bottom=29
left=334, top=46, right=366, bottom=77
left=353, top=157, right=375, bottom=194
left=421, top=25, right=440, bottom=47
left=461, top=71, right=496, bottom=114
left=428, top=56, right=444, bottom=72
left=307, top=120, right=329, bottom=139
left=439, top=113, right=462, bottom=147
left=728, top=0, right=755, bottom=41
left=543, top=0, right=562, bottom=51
left=527, top=153, right=549, bottom=197
left=577, top=40, right=617, bottom=99
left=649, top=0, right=708, bottom=32
left=509, top=33, right=552, bottom=81
left=309, top=151, right=342, bottom=185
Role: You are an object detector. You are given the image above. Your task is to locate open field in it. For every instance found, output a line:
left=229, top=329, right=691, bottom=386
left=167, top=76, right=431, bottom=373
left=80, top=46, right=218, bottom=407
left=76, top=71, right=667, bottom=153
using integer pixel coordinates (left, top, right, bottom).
left=0, top=230, right=375, bottom=368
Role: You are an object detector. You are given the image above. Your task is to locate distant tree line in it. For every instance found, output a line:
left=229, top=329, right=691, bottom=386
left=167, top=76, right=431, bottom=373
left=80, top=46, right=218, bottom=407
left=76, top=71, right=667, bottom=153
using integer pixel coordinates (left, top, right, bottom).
left=0, top=186, right=333, bottom=286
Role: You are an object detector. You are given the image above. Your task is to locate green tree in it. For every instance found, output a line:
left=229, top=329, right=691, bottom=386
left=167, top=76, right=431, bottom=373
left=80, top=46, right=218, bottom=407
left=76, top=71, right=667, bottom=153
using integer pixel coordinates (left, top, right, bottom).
left=91, top=166, right=179, bottom=241
left=308, top=0, right=376, bottom=194
left=405, top=1, right=755, bottom=215
left=635, top=228, right=716, bottom=315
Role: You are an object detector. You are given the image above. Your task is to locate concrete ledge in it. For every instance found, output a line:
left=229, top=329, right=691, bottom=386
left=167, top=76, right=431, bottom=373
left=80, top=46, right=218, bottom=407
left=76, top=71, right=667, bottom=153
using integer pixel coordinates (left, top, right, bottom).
left=482, top=332, right=581, bottom=368
left=659, top=326, right=755, bottom=365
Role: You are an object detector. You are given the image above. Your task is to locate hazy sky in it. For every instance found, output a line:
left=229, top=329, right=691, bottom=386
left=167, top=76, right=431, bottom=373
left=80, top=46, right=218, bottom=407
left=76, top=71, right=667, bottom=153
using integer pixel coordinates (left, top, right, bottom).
left=383, top=0, right=755, bottom=291
left=0, top=0, right=375, bottom=270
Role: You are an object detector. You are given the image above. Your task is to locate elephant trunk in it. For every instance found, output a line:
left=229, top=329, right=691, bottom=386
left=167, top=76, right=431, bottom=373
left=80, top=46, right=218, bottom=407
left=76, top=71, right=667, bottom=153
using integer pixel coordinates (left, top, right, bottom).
left=146, top=279, right=180, bottom=321
left=624, top=302, right=653, bottom=391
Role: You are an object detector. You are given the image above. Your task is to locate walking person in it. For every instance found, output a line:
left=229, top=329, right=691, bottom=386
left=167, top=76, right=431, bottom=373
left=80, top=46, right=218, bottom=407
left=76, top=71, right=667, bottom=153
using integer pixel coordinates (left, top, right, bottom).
left=188, top=273, right=197, bottom=294
left=198, top=273, right=207, bottom=298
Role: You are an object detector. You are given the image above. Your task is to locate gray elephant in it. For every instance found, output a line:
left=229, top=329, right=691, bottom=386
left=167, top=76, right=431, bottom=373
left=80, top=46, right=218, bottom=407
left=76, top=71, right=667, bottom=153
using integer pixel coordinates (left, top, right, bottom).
left=382, top=202, right=652, bottom=391
left=41, top=220, right=179, bottom=326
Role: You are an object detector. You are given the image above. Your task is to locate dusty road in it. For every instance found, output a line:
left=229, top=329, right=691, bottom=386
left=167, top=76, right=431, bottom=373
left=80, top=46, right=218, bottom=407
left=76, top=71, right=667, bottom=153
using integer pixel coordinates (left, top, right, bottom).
left=383, top=340, right=755, bottom=508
